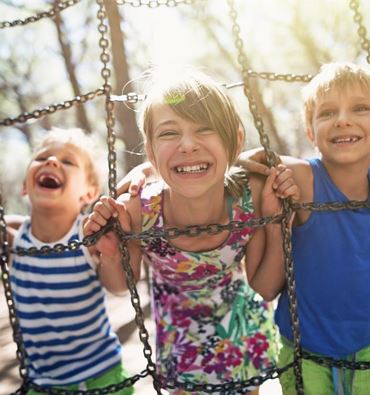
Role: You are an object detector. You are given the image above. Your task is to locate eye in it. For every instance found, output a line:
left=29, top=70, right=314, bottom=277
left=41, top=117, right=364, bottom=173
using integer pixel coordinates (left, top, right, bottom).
left=35, top=155, right=47, bottom=162
left=157, top=130, right=180, bottom=139
left=317, top=109, right=335, bottom=119
left=354, top=104, right=370, bottom=112
left=62, top=158, right=76, bottom=166
left=196, top=127, right=215, bottom=134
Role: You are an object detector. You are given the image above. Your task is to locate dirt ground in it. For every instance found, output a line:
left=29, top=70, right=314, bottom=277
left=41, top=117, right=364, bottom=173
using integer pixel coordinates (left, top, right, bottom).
left=0, top=280, right=282, bottom=395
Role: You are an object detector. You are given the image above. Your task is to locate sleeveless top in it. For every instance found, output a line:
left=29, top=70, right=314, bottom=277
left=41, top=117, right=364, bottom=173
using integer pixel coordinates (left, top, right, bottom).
left=10, top=215, right=122, bottom=386
left=140, top=181, right=277, bottom=394
left=275, top=158, right=370, bottom=358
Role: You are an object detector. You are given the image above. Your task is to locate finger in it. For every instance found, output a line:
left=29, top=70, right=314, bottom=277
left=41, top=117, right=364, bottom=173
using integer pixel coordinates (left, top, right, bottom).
left=94, top=197, right=118, bottom=219
left=263, top=166, right=277, bottom=194
left=128, top=178, right=144, bottom=197
left=110, top=200, right=131, bottom=232
left=240, top=159, right=270, bottom=176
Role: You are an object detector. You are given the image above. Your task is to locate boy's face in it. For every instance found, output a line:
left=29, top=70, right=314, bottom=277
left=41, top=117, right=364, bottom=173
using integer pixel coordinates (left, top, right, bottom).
left=308, top=84, right=370, bottom=167
left=24, top=141, right=97, bottom=213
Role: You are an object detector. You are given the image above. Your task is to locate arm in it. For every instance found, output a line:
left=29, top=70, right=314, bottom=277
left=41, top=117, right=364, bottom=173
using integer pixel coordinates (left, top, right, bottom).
left=83, top=196, right=142, bottom=295
left=116, top=161, right=158, bottom=197
left=245, top=166, right=300, bottom=301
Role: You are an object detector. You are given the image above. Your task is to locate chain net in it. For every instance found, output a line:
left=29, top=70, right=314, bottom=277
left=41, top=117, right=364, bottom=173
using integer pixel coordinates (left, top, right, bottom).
left=0, top=0, right=370, bottom=394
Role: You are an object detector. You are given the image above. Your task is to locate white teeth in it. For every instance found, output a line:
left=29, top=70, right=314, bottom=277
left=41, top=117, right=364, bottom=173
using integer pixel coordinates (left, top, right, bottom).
left=332, top=136, right=360, bottom=143
left=175, top=163, right=208, bottom=173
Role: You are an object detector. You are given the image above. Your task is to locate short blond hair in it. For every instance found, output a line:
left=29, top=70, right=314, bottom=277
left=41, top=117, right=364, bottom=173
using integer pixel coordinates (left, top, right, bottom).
left=140, top=69, right=244, bottom=166
left=303, top=62, right=370, bottom=130
left=33, top=127, right=101, bottom=191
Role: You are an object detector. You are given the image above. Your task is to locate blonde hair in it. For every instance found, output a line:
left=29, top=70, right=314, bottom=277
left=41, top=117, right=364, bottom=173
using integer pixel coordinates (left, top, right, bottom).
left=33, top=127, right=101, bottom=191
left=303, top=62, right=370, bottom=130
left=140, top=70, right=246, bottom=197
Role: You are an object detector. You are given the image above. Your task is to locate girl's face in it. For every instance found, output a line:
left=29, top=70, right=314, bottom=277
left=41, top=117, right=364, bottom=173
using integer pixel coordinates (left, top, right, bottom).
left=147, top=103, right=229, bottom=199
left=309, top=84, right=370, bottom=168
left=24, top=141, right=97, bottom=214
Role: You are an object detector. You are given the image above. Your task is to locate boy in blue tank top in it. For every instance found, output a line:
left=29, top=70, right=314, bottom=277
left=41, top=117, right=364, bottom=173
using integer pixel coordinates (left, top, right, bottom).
left=5, top=128, right=134, bottom=394
left=239, top=62, right=370, bottom=395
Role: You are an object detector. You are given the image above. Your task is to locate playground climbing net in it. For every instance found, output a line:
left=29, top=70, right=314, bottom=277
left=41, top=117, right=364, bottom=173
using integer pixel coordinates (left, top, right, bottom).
left=1, top=0, right=370, bottom=394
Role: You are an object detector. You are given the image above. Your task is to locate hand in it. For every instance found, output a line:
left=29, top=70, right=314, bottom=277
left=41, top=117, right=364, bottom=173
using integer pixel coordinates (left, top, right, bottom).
left=238, top=148, right=272, bottom=176
left=84, top=196, right=130, bottom=258
left=261, top=165, right=300, bottom=217
left=116, top=161, right=156, bottom=197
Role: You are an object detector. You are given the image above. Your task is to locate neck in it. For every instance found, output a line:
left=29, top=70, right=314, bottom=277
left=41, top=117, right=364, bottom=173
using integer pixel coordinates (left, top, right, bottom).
left=164, top=186, right=228, bottom=228
left=322, top=159, right=369, bottom=200
left=30, top=207, right=80, bottom=243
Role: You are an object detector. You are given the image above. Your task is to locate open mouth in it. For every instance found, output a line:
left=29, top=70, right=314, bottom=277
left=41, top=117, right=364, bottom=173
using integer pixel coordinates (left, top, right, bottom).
left=331, top=136, right=361, bottom=144
left=175, top=163, right=209, bottom=174
left=37, top=173, right=62, bottom=189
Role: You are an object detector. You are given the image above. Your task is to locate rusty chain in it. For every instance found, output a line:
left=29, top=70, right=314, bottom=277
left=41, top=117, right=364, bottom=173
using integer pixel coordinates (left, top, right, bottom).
left=116, top=0, right=195, bottom=7
left=1, top=0, right=370, bottom=393
left=349, top=0, right=370, bottom=64
left=0, top=89, right=104, bottom=127
left=0, top=1, right=81, bottom=29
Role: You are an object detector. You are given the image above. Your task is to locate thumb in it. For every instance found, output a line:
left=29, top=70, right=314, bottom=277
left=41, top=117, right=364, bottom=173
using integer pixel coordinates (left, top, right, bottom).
left=263, top=166, right=277, bottom=194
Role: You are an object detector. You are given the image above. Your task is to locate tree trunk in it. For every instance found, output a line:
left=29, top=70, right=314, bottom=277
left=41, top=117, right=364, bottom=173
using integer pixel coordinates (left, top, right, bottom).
left=104, top=0, right=143, bottom=173
left=53, top=11, right=92, bottom=134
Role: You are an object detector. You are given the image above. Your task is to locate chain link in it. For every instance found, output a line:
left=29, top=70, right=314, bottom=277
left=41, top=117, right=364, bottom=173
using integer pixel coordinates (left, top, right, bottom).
left=349, top=0, right=370, bottom=64
left=0, top=0, right=81, bottom=29
left=0, top=89, right=104, bottom=127
left=116, top=0, right=195, bottom=7
left=226, top=0, right=278, bottom=169
left=96, top=0, right=117, bottom=199
left=0, top=201, right=30, bottom=391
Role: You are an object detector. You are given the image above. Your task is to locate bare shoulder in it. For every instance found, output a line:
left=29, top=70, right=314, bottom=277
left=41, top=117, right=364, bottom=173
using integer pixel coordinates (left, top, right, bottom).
left=4, top=214, right=25, bottom=247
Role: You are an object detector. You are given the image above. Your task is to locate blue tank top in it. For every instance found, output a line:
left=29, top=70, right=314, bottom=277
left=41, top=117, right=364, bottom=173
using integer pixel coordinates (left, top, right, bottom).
left=275, top=158, right=370, bottom=358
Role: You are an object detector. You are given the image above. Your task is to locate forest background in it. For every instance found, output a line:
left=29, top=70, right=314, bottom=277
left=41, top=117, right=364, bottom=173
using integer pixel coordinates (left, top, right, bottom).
left=0, top=0, right=369, bottom=211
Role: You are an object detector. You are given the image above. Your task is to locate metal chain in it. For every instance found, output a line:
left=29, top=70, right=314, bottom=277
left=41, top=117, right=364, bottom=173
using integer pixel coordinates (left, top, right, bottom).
left=115, top=224, right=162, bottom=394
left=349, top=0, right=370, bottom=64
left=0, top=89, right=104, bottom=127
left=162, top=362, right=294, bottom=393
left=96, top=0, right=117, bottom=199
left=0, top=201, right=30, bottom=393
left=28, top=371, right=148, bottom=394
left=116, top=0, right=195, bottom=7
left=0, top=0, right=81, bottom=29
left=226, top=0, right=278, bottom=169
left=302, top=351, right=370, bottom=371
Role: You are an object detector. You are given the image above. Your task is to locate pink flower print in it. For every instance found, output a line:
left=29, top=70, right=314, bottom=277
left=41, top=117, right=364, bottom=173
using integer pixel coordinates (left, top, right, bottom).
left=245, top=333, right=269, bottom=369
left=192, top=263, right=218, bottom=279
left=178, top=345, right=199, bottom=371
left=202, top=340, right=243, bottom=375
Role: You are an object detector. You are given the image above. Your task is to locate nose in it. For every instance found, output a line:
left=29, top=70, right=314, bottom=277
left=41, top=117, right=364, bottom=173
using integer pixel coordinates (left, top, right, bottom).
left=45, top=156, right=60, bottom=167
left=178, top=133, right=199, bottom=153
left=334, top=111, right=352, bottom=128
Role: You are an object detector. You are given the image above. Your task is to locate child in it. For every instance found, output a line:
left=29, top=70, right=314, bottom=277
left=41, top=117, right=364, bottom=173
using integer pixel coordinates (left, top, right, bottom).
left=239, top=62, right=370, bottom=394
left=6, top=128, right=133, bottom=394
left=85, top=70, right=299, bottom=394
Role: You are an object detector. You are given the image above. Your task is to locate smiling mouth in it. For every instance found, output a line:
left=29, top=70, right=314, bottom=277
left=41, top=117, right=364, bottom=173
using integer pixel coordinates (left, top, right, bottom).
left=331, top=136, right=361, bottom=144
left=175, top=163, right=209, bottom=174
left=37, top=174, right=62, bottom=189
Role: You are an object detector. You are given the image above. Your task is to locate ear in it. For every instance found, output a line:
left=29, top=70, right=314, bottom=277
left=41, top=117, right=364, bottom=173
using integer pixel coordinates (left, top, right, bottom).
left=21, top=180, right=27, bottom=196
left=145, top=141, right=158, bottom=170
left=306, top=127, right=315, bottom=145
left=80, top=185, right=99, bottom=206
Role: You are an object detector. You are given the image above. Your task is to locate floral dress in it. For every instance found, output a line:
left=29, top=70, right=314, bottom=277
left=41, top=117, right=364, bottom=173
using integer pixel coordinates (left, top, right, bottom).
left=140, top=181, right=277, bottom=394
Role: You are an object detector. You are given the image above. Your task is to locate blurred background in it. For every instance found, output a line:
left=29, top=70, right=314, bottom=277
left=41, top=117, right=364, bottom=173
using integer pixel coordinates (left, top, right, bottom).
left=1, top=0, right=370, bottom=214
left=0, top=0, right=369, bottom=394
